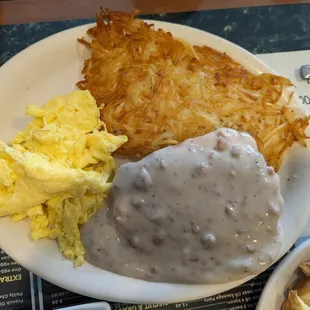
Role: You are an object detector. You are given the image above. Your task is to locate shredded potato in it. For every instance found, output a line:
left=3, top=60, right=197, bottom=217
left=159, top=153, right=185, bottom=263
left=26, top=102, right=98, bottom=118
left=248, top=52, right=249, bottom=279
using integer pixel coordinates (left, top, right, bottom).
left=77, top=9, right=309, bottom=171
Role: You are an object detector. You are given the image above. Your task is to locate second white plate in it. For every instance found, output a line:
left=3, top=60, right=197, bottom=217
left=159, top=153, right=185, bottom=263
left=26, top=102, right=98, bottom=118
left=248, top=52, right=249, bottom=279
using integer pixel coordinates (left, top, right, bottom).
left=257, top=239, right=310, bottom=309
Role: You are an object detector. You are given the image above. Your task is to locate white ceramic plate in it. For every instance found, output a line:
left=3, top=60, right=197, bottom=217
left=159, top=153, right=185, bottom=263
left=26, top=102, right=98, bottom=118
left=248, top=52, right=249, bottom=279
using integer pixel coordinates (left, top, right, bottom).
left=0, top=21, right=310, bottom=304
left=257, top=239, right=310, bottom=309
left=62, top=302, right=111, bottom=310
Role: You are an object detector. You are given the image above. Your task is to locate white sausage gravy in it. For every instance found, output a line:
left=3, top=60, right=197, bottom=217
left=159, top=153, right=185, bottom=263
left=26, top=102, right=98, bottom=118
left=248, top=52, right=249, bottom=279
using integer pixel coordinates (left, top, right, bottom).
left=81, top=128, right=283, bottom=284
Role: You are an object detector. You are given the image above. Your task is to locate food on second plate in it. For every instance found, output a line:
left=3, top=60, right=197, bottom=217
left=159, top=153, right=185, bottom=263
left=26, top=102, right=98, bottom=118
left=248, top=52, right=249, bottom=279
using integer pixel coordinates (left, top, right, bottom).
left=282, top=261, right=310, bottom=309
left=0, top=90, right=127, bottom=266
left=77, top=9, right=309, bottom=171
left=82, top=128, right=283, bottom=284
left=283, top=291, right=310, bottom=310
left=299, top=261, right=310, bottom=277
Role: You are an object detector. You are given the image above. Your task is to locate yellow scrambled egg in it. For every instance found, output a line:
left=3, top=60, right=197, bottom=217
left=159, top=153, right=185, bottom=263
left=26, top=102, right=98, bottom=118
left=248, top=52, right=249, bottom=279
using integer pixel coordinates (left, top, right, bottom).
left=0, top=90, right=127, bottom=266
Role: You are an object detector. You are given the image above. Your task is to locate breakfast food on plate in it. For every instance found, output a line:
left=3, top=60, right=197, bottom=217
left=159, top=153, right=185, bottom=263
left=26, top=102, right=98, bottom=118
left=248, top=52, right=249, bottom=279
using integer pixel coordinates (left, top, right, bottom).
left=282, top=261, right=310, bottom=310
left=0, top=9, right=306, bottom=286
left=77, top=9, right=309, bottom=171
left=82, top=128, right=283, bottom=284
left=0, top=90, right=127, bottom=266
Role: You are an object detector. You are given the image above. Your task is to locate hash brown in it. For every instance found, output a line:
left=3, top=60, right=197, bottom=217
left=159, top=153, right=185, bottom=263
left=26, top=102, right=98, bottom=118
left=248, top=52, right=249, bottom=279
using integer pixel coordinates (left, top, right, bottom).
left=77, top=9, right=309, bottom=171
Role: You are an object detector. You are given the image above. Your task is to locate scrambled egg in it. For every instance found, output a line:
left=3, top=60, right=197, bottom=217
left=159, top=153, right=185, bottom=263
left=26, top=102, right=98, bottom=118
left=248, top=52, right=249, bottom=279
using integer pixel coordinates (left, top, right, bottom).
left=0, top=90, right=127, bottom=266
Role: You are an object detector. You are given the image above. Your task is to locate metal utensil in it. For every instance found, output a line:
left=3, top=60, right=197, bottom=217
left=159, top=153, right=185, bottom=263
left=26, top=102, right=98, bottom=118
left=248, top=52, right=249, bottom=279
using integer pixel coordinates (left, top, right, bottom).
left=300, top=65, right=310, bottom=80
